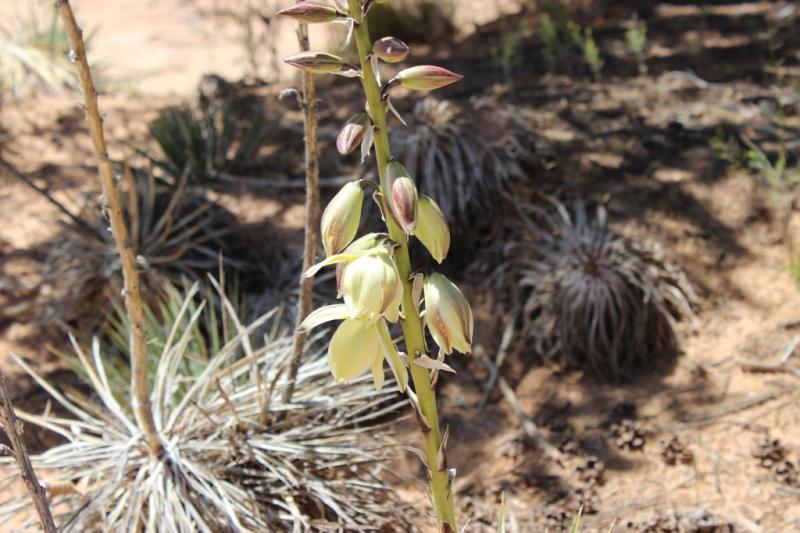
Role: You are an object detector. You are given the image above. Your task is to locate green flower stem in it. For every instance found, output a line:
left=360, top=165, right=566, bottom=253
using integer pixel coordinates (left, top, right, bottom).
left=347, top=1, right=456, bottom=529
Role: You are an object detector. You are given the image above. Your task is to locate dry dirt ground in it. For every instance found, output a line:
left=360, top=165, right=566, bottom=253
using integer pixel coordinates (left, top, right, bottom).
left=2, top=0, right=800, bottom=532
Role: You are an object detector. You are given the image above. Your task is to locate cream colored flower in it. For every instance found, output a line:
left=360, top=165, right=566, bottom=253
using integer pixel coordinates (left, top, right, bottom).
left=423, top=272, right=473, bottom=354
left=299, top=304, right=408, bottom=391
left=305, top=236, right=402, bottom=323
left=341, top=251, right=403, bottom=322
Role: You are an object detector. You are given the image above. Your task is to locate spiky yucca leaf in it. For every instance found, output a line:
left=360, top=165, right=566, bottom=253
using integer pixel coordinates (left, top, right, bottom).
left=497, top=198, right=696, bottom=381
left=390, top=97, right=532, bottom=230
left=42, top=166, right=245, bottom=324
left=1, top=281, right=404, bottom=531
left=0, top=1, right=92, bottom=96
left=148, top=93, right=271, bottom=182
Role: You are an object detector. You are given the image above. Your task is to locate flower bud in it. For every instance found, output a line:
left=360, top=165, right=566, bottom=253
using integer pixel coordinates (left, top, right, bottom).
left=373, top=37, right=410, bottom=63
left=284, top=51, right=345, bottom=74
left=277, top=1, right=341, bottom=23
left=341, top=249, right=403, bottom=322
left=393, top=65, right=463, bottom=91
left=385, top=159, right=408, bottom=184
left=321, top=181, right=364, bottom=256
left=423, top=272, right=473, bottom=355
left=336, top=113, right=370, bottom=155
left=413, top=195, right=450, bottom=263
left=391, top=177, right=418, bottom=233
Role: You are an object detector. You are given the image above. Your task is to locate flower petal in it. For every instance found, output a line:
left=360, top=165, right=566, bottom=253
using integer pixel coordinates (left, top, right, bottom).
left=304, top=250, right=371, bottom=278
left=328, top=319, right=380, bottom=382
left=298, top=304, right=350, bottom=332
left=371, top=352, right=385, bottom=391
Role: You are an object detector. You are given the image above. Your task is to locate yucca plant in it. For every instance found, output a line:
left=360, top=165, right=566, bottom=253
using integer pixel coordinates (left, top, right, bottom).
left=497, top=197, right=696, bottom=381
left=0, top=1, right=88, bottom=96
left=42, top=165, right=245, bottom=325
left=1, top=280, right=404, bottom=531
left=390, top=97, right=530, bottom=231
left=278, top=2, right=474, bottom=530
left=147, top=93, right=272, bottom=182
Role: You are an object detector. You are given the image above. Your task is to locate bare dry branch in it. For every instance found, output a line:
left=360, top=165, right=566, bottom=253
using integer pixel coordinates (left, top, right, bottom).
left=56, top=0, right=161, bottom=456
left=0, top=372, right=56, bottom=533
left=283, top=16, right=321, bottom=405
left=490, top=361, right=564, bottom=468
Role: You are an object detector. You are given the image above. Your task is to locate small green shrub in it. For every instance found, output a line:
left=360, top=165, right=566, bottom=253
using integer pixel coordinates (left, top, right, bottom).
left=537, top=13, right=603, bottom=79
left=625, top=21, right=648, bottom=74
left=492, top=20, right=528, bottom=87
left=581, top=28, right=604, bottom=81
left=741, top=135, right=800, bottom=210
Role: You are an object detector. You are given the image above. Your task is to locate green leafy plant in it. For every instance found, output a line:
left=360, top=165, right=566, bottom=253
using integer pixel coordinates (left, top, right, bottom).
left=710, top=129, right=745, bottom=168
left=741, top=135, right=800, bottom=211
left=491, top=20, right=527, bottom=89
left=540, top=14, right=560, bottom=71
left=279, top=1, right=473, bottom=529
left=538, top=13, right=603, bottom=80
left=581, top=27, right=604, bottom=81
left=625, top=21, right=648, bottom=75
left=2, top=281, right=404, bottom=530
left=498, top=198, right=696, bottom=381
left=147, top=93, right=272, bottom=182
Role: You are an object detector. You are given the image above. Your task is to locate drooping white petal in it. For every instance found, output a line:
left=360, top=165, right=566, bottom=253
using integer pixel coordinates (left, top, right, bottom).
left=328, top=319, right=380, bottom=382
left=304, top=250, right=372, bottom=278
left=298, top=304, right=350, bottom=332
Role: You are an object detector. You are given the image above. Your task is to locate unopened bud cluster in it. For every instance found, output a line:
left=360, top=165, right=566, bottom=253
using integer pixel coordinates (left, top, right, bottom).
left=281, top=0, right=471, bottom=392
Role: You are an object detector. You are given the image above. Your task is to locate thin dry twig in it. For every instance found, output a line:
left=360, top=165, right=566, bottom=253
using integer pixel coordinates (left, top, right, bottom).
left=213, top=171, right=349, bottom=189
left=478, top=311, right=516, bottom=409
left=491, top=363, right=564, bottom=468
left=283, top=15, right=321, bottom=405
left=0, top=372, right=57, bottom=533
left=56, top=0, right=161, bottom=456
left=0, top=157, right=101, bottom=239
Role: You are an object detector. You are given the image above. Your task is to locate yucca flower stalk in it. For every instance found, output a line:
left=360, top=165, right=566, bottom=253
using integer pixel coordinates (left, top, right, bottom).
left=280, top=1, right=471, bottom=530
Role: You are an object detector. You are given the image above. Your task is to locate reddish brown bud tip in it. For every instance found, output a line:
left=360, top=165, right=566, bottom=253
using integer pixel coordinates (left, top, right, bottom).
left=391, top=176, right=418, bottom=234
left=278, top=1, right=341, bottom=24
left=372, top=37, right=410, bottom=63
left=336, top=113, right=370, bottom=155
left=394, top=65, right=463, bottom=91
